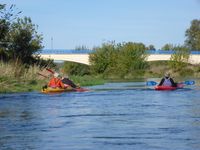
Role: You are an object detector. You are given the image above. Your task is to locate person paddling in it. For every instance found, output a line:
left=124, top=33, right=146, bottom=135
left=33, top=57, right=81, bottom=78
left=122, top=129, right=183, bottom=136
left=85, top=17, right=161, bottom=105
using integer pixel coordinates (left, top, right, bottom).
left=42, top=72, right=65, bottom=90
left=158, top=72, right=177, bottom=87
left=48, top=72, right=65, bottom=88
left=61, top=75, right=79, bottom=89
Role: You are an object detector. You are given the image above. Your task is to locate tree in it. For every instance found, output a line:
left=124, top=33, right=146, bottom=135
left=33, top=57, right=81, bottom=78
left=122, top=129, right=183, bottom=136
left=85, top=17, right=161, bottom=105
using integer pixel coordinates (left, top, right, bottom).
left=0, top=4, right=21, bottom=45
left=168, top=46, right=190, bottom=71
left=89, top=41, right=148, bottom=78
left=0, top=4, right=22, bottom=61
left=0, top=4, right=15, bottom=59
left=89, top=41, right=118, bottom=74
left=0, top=4, right=53, bottom=67
left=0, top=4, right=44, bottom=65
left=185, top=19, right=200, bottom=50
left=161, top=43, right=174, bottom=50
left=6, top=17, right=43, bottom=64
left=146, top=44, right=156, bottom=50
left=117, top=42, right=148, bottom=76
left=75, top=45, right=89, bottom=50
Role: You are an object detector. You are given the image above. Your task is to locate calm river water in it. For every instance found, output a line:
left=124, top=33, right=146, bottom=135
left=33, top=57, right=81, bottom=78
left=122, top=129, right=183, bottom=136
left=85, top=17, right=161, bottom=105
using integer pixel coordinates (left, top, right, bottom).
left=0, top=81, right=200, bottom=150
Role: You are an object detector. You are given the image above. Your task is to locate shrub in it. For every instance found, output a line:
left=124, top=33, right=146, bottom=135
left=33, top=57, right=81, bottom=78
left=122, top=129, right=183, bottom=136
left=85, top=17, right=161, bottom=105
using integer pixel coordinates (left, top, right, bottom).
left=89, top=41, right=148, bottom=78
left=62, top=61, right=90, bottom=76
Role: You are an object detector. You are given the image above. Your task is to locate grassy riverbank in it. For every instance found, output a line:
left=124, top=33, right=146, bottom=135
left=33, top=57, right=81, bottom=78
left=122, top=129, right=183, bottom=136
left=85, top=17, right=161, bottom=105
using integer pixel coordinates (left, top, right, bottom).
left=0, top=61, right=105, bottom=93
left=0, top=61, right=200, bottom=93
left=103, top=61, right=200, bottom=80
left=145, top=61, right=200, bottom=78
left=0, top=62, right=44, bottom=93
left=0, top=75, right=105, bottom=93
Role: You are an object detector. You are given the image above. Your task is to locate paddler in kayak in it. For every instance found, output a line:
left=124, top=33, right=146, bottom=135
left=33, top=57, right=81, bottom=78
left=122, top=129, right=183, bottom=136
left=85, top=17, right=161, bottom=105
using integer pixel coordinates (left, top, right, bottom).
left=158, top=72, right=177, bottom=87
left=42, top=72, right=65, bottom=90
left=61, top=75, right=80, bottom=89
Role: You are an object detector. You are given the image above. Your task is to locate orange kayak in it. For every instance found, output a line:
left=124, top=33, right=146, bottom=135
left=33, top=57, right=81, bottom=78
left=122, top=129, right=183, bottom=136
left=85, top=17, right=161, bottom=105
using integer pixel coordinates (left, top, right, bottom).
left=41, top=87, right=89, bottom=93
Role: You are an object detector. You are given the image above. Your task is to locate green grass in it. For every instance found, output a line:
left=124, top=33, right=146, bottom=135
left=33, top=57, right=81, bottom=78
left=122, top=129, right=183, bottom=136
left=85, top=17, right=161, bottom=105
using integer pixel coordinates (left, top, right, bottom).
left=0, top=77, right=47, bottom=93
left=0, top=60, right=200, bottom=93
left=70, top=75, right=105, bottom=86
left=144, top=61, right=200, bottom=78
left=0, top=61, right=48, bottom=93
left=0, top=75, right=105, bottom=93
left=0, top=61, right=105, bottom=93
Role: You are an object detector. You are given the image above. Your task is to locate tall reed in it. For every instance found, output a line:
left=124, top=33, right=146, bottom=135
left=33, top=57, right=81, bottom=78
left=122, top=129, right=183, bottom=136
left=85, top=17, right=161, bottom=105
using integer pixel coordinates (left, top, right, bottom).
left=0, top=61, right=47, bottom=92
left=0, top=61, right=42, bottom=80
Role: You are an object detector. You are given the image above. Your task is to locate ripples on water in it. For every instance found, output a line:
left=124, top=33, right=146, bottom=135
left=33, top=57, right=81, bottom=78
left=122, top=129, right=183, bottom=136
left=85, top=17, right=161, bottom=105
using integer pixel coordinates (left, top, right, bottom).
left=0, top=81, right=200, bottom=150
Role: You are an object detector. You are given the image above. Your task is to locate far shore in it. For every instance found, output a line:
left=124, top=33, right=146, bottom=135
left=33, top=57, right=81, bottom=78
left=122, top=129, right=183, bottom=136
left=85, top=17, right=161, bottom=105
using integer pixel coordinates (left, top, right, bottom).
left=0, top=61, right=200, bottom=93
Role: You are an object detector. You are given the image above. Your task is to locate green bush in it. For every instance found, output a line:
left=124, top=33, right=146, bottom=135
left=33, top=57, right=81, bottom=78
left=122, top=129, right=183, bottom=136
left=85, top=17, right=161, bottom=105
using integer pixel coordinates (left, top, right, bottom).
left=179, top=68, right=194, bottom=77
left=89, top=41, right=148, bottom=78
left=62, top=61, right=90, bottom=76
left=168, top=46, right=190, bottom=71
left=89, top=42, right=118, bottom=74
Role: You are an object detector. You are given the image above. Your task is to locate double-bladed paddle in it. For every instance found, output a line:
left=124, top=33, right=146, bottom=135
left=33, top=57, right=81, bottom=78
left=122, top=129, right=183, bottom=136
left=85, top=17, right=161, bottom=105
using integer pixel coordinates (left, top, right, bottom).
left=146, top=80, right=195, bottom=86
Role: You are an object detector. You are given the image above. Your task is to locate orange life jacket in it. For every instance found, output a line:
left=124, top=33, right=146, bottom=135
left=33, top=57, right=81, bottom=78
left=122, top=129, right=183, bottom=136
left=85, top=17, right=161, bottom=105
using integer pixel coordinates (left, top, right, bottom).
left=48, top=77, right=64, bottom=88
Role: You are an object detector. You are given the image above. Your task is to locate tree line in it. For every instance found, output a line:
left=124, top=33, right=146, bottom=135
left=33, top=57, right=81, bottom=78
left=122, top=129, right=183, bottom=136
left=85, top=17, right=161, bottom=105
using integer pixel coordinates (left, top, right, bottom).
left=87, top=19, right=200, bottom=78
left=1, top=4, right=200, bottom=78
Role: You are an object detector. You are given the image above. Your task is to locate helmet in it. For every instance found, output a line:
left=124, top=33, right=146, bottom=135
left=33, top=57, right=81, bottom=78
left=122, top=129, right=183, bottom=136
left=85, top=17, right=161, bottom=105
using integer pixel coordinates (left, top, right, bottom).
left=165, top=72, right=170, bottom=77
left=53, top=72, right=59, bottom=77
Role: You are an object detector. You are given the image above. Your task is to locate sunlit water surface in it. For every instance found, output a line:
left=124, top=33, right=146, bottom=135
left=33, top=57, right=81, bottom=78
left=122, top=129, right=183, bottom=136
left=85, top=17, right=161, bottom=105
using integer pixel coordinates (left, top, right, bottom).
left=0, top=81, right=200, bottom=150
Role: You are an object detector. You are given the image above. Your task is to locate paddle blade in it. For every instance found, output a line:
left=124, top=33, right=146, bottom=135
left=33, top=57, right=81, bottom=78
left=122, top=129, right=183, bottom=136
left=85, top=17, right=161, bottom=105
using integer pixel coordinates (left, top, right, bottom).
left=146, top=81, right=157, bottom=86
left=184, top=80, right=195, bottom=85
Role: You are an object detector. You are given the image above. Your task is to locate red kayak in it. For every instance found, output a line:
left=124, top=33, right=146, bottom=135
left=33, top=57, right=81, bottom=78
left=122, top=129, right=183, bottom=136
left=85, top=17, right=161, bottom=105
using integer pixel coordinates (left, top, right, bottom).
left=155, top=83, right=184, bottom=91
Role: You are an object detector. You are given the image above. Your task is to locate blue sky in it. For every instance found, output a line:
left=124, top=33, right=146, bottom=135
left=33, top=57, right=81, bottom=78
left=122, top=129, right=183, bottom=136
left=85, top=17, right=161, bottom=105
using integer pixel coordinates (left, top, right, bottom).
left=2, top=0, right=200, bottom=49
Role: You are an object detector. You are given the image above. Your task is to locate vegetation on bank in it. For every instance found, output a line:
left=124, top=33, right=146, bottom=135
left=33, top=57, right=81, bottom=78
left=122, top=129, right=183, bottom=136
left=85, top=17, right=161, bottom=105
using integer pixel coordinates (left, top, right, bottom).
left=1, top=59, right=200, bottom=93
left=145, top=61, right=200, bottom=78
left=0, top=4, right=200, bottom=93
left=0, top=61, right=43, bottom=93
left=89, top=42, right=148, bottom=78
left=0, top=61, right=105, bottom=93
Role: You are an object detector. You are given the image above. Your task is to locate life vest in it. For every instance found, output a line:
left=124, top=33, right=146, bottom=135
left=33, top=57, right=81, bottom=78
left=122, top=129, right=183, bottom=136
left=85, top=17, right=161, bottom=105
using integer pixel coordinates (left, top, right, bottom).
left=162, top=77, right=172, bottom=86
left=48, top=77, right=64, bottom=88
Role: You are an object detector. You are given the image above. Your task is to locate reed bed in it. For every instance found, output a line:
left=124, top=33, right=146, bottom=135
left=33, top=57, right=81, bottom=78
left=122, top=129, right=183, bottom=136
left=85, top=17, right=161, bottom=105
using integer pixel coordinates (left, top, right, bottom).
left=0, top=61, right=47, bottom=93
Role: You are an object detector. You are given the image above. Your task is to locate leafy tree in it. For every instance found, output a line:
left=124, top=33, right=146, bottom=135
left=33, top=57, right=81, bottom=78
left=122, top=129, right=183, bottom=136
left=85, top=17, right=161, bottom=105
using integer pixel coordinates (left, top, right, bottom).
left=173, top=44, right=188, bottom=51
left=161, top=43, right=174, bottom=50
left=0, top=4, right=21, bottom=60
left=146, top=44, right=156, bottom=50
left=185, top=19, right=200, bottom=50
left=75, top=45, right=89, bottom=50
left=89, top=42, right=118, bottom=74
left=0, top=4, right=47, bottom=66
left=7, top=17, right=43, bottom=64
left=0, top=4, right=21, bottom=45
left=117, top=42, right=148, bottom=76
left=89, top=42, right=148, bottom=78
left=168, top=46, right=190, bottom=71
left=0, top=4, right=10, bottom=41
